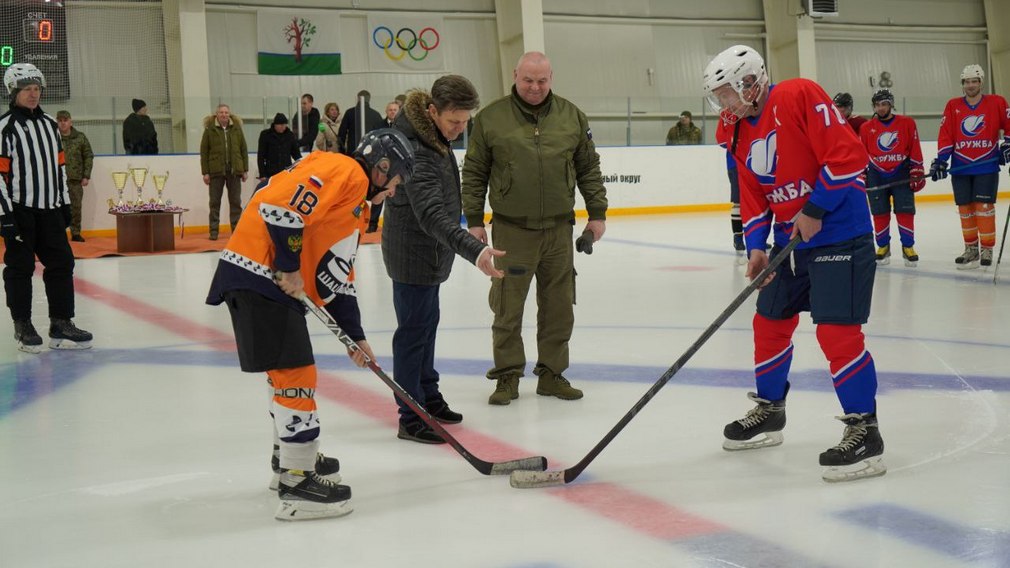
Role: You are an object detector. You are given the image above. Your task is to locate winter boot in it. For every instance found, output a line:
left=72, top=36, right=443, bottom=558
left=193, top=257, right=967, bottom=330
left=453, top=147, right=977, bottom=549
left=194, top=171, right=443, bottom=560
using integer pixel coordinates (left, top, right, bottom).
left=275, top=470, right=353, bottom=521
left=723, top=388, right=788, bottom=451
left=49, top=319, right=92, bottom=350
left=955, top=244, right=980, bottom=270
left=875, top=244, right=890, bottom=265
left=536, top=373, right=583, bottom=400
left=424, top=398, right=463, bottom=424
left=14, top=320, right=43, bottom=354
left=397, top=419, right=446, bottom=444
left=269, top=445, right=341, bottom=491
left=819, top=413, right=886, bottom=482
left=901, top=246, right=918, bottom=267
left=488, top=376, right=520, bottom=405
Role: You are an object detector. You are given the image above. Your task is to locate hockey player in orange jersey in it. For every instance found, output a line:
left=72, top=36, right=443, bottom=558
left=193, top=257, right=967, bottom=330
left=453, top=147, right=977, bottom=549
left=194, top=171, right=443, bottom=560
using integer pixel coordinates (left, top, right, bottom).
left=206, top=129, right=414, bottom=521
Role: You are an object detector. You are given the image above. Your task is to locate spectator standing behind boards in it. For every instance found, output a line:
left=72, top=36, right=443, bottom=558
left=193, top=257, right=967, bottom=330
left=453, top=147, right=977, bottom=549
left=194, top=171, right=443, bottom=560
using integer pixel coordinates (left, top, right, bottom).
left=666, top=110, right=702, bottom=145
left=200, top=103, right=248, bottom=240
left=833, top=93, right=867, bottom=135
left=257, top=113, right=301, bottom=183
left=337, top=90, right=384, bottom=155
left=462, top=51, right=609, bottom=405
left=296, top=93, right=320, bottom=153
left=315, top=102, right=340, bottom=152
left=0, top=63, right=92, bottom=353
left=384, top=101, right=400, bottom=127
left=56, top=110, right=93, bottom=242
left=122, top=98, right=158, bottom=155
left=382, top=76, right=506, bottom=444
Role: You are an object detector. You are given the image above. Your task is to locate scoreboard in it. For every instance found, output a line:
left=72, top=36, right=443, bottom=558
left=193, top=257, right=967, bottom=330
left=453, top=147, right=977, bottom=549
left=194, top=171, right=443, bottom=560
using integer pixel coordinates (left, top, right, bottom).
left=1, top=0, right=69, bottom=101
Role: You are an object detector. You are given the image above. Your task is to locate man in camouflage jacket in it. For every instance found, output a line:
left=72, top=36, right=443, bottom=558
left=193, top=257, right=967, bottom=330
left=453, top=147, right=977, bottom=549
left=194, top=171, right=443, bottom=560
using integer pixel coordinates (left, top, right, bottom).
left=56, top=110, right=94, bottom=241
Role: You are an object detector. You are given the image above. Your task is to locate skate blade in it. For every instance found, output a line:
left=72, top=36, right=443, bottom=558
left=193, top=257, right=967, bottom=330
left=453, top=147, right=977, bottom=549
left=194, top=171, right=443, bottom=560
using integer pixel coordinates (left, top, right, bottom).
left=822, top=456, right=887, bottom=483
left=956, top=261, right=980, bottom=270
left=876, top=257, right=890, bottom=265
left=903, top=259, right=917, bottom=268
left=275, top=498, right=353, bottom=521
left=735, top=255, right=747, bottom=266
left=269, top=471, right=342, bottom=492
left=49, top=338, right=92, bottom=350
left=722, top=431, right=784, bottom=451
left=17, top=342, right=43, bottom=354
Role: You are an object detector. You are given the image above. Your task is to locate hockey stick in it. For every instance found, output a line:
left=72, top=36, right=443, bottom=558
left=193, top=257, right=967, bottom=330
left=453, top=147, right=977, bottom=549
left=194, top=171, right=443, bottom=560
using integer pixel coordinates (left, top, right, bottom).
left=994, top=200, right=1010, bottom=284
left=865, top=158, right=1000, bottom=193
left=510, top=234, right=803, bottom=488
left=301, top=295, right=547, bottom=476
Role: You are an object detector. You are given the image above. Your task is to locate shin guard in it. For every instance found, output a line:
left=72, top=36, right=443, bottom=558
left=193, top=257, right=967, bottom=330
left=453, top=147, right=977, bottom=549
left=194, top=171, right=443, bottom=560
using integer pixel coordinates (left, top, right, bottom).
left=268, top=366, right=321, bottom=471
left=895, top=213, right=915, bottom=248
left=816, top=324, right=877, bottom=414
left=959, top=205, right=979, bottom=246
left=974, top=202, right=996, bottom=249
left=872, top=214, right=891, bottom=247
left=753, top=314, right=799, bottom=401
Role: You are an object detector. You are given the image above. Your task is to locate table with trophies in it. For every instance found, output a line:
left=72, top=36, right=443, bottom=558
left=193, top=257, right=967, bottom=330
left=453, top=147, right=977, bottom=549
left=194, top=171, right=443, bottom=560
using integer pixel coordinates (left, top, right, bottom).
left=108, top=167, right=188, bottom=253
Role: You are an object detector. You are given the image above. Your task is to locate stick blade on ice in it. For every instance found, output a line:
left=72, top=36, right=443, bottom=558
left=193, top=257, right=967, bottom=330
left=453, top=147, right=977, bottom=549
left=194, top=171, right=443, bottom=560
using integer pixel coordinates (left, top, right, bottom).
left=510, top=469, right=566, bottom=488
left=488, top=456, right=548, bottom=475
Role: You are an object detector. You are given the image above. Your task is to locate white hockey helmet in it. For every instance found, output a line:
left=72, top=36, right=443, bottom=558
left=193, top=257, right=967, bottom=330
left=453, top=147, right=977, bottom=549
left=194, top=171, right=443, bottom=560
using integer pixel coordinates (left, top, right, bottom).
left=703, top=45, right=768, bottom=124
left=961, top=64, right=984, bottom=83
left=4, top=63, right=46, bottom=95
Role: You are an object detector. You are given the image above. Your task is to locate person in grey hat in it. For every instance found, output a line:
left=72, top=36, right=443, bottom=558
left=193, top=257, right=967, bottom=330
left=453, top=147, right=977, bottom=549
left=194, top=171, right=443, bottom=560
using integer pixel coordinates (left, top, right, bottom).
left=257, top=112, right=302, bottom=182
left=122, top=98, right=158, bottom=155
left=666, top=110, right=702, bottom=145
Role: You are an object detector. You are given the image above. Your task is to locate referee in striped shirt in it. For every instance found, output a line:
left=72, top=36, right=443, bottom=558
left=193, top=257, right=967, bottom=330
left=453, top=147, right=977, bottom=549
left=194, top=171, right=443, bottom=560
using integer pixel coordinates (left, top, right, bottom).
left=0, top=63, right=91, bottom=353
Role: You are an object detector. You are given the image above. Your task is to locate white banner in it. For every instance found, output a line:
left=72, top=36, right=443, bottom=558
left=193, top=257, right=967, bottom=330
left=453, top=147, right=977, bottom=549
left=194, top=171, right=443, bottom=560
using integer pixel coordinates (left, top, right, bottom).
left=366, top=15, right=445, bottom=73
left=257, top=10, right=342, bottom=75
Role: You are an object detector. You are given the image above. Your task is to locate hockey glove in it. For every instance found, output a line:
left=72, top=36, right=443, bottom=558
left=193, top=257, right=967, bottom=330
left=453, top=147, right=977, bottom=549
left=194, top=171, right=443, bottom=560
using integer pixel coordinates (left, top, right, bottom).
left=929, top=159, right=948, bottom=182
left=1001, top=141, right=1010, bottom=166
left=575, top=229, right=595, bottom=255
left=60, top=204, right=72, bottom=228
left=909, top=166, right=926, bottom=192
left=0, top=214, right=19, bottom=241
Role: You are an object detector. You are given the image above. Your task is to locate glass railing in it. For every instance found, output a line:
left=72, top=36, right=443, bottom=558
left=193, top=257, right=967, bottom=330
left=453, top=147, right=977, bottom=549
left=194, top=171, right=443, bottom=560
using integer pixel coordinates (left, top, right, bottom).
left=42, top=94, right=956, bottom=154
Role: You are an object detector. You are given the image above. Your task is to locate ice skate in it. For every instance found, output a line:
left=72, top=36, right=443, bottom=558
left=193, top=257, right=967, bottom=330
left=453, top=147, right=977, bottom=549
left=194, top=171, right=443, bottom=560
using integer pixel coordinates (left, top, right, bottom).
left=49, top=319, right=92, bottom=350
left=819, top=413, right=886, bottom=483
left=875, top=244, right=890, bottom=265
left=733, top=235, right=746, bottom=266
left=269, top=445, right=341, bottom=491
left=275, top=470, right=352, bottom=521
left=955, top=244, right=979, bottom=270
left=14, top=320, right=43, bottom=354
left=723, top=390, right=787, bottom=451
left=901, top=246, right=918, bottom=267
left=980, top=247, right=993, bottom=267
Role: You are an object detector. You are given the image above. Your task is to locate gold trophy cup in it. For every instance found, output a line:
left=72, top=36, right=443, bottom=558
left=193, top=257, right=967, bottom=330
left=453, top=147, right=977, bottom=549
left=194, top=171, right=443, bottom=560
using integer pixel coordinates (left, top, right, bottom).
left=152, top=172, right=169, bottom=206
left=111, top=171, right=130, bottom=206
left=129, top=166, right=149, bottom=205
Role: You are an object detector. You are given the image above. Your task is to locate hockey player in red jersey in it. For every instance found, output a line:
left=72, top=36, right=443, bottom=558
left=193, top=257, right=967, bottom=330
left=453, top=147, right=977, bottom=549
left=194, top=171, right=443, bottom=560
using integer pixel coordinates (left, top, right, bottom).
left=705, top=45, right=884, bottom=482
left=206, top=129, right=415, bottom=520
left=834, top=92, right=868, bottom=135
left=931, top=63, right=1010, bottom=268
left=859, top=88, right=925, bottom=266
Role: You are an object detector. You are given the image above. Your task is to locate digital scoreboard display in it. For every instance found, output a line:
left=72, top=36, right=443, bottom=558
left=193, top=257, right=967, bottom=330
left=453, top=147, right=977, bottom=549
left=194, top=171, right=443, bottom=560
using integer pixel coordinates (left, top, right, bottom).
left=1, top=1, right=69, bottom=101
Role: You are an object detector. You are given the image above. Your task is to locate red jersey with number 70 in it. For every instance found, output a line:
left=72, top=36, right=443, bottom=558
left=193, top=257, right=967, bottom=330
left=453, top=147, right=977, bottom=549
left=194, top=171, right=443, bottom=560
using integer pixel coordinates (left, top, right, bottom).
left=936, top=94, right=1010, bottom=175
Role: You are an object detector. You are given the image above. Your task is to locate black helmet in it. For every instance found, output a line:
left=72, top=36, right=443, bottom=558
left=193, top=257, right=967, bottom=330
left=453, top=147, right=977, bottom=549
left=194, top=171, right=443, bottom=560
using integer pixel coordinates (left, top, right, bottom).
left=353, top=128, right=415, bottom=197
left=871, top=88, right=894, bottom=106
left=833, top=92, right=853, bottom=108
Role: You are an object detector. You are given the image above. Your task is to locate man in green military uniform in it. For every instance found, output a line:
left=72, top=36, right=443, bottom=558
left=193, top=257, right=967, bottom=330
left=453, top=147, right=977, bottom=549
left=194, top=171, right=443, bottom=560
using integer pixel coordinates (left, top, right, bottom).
left=665, top=110, right=702, bottom=145
left=462, top=51, right=608, bottom=405
left=56, top=110, right=93, bottom=242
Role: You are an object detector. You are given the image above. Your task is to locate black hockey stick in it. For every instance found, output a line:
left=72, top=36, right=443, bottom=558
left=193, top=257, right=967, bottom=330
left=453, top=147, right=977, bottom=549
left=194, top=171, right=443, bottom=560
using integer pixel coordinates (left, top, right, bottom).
left=510, top=234, right=803, bottom=488
left=994, top=200, right=1010, bottom=284
left=865, top=158, right=999, bottom=193
left=302, top=296, right=547, bottom=475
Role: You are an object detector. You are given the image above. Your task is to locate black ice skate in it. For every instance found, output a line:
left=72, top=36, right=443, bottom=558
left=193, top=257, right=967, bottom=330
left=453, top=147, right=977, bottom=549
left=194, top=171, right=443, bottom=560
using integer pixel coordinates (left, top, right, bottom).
left=723, top=389, right=787, bottom=451
left=269, top=445, right=341, bottom=491
left=49, top=319, right=92, bottom=350
left=14, top=320, right=43, bottom=354
left=275, top=470, right=352, bottom=521
left=819, top=413, right=886, bottom=483
left=955, top=244, right=980, bottom=270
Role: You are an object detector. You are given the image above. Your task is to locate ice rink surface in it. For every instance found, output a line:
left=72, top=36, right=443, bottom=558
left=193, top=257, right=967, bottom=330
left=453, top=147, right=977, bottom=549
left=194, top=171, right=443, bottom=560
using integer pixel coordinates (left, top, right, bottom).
left=2, top=202, right=1009, bottom=567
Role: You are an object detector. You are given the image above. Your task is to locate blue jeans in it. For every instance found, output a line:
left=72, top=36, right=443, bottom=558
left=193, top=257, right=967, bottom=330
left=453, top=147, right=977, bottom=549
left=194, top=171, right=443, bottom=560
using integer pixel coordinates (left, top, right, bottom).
left=391, top=281, right=442, bottom=423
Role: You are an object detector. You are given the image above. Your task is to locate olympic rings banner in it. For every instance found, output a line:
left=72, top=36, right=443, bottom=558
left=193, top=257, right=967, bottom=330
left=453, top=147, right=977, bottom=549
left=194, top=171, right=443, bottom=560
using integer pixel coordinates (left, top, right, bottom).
left=257, top=10, right=342, bottom=75
left=366, top=15, right=445, bottom=73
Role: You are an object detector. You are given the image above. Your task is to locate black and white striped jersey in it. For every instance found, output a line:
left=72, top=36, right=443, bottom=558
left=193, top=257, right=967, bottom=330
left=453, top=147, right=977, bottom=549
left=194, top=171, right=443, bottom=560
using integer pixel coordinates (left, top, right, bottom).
left=0, top=105, right=69, bottom=214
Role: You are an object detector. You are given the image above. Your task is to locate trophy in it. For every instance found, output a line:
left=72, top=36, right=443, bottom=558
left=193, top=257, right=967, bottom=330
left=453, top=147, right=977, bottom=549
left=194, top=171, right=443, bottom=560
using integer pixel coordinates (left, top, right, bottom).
left=111, top=171, right=130, bottom=206
left=151, top=171, right=169, bottom=206
left=129, top=166, right=149, bottom=205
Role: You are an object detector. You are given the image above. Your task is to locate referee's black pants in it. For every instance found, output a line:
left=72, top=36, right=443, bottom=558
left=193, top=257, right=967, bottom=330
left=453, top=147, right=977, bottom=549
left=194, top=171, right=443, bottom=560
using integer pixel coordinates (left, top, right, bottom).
left=3, top=205, right=75, bottom=321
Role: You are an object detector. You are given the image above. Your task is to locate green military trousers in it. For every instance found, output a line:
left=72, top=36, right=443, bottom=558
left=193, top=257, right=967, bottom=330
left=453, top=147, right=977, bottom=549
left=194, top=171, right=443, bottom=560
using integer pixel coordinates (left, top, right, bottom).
left=486, top=220, right=575, bottom=381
